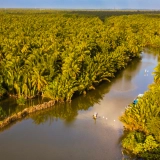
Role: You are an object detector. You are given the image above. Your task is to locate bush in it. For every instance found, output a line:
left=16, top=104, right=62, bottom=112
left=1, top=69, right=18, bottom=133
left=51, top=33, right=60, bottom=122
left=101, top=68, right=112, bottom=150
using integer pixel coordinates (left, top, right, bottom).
left=122, top=131, right=159, bottom=156
left=17, top=95, right=26, bottom=105
left=0, top=106, right=6, bottom=120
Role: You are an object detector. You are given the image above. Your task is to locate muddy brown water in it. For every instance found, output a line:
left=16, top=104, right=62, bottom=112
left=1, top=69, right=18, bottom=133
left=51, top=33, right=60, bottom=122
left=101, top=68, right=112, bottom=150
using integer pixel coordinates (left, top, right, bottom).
left=0, top=49, right=159, bottom=160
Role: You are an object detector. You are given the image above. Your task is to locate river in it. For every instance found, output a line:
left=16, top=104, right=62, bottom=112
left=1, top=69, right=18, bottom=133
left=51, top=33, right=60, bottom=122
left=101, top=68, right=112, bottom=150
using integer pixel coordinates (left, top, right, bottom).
left=0, top=48, right=159, bottom=160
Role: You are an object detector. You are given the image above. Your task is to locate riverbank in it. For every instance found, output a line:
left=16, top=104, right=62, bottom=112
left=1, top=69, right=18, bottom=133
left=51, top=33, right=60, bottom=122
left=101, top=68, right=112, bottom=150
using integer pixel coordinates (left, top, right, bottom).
left=0, top=100, right=55, bottom=129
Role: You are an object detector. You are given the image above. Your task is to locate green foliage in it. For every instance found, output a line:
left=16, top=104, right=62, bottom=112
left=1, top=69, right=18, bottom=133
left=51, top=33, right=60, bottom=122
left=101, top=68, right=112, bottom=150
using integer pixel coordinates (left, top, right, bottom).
left=153, top=63, right=160, bottom=84
left=16, top=95, right=26, bottom=105
left=147, top=117, right=160, bottom=143
left=122, top=132, right=159, bottom=156
left=0, top=84, right=6, bottom=98
left=141, top=147, right=160, bottom=160
left=0, top=10, right=160, bottom=104
left=0, top=106, right=6, bottom=120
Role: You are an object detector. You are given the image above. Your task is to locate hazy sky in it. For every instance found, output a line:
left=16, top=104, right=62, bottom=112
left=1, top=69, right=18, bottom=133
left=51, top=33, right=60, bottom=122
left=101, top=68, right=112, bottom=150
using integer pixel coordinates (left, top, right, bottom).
left=1, top=0, right=160, bottom=10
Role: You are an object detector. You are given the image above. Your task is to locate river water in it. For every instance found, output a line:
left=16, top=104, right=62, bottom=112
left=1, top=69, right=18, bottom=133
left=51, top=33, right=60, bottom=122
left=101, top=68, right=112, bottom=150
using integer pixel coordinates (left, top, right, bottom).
left=0, top=49, right=159, bottom=160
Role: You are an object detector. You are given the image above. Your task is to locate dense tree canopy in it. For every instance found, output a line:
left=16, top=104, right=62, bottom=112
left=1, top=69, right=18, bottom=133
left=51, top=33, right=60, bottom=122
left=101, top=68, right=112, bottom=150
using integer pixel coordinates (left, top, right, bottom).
left=0, top=9, right=160, bottom=159
left=1, top=10, right=159, bottom=102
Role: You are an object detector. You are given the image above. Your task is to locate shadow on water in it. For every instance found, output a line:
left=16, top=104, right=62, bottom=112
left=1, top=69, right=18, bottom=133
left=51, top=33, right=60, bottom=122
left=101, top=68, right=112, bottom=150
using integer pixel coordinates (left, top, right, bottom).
left=0, top=96, right=50, bottom=118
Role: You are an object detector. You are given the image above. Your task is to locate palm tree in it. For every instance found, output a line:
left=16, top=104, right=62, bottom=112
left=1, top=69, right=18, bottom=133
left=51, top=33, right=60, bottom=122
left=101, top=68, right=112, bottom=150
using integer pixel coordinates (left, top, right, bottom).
left=153, top=64, right=160, bottom=84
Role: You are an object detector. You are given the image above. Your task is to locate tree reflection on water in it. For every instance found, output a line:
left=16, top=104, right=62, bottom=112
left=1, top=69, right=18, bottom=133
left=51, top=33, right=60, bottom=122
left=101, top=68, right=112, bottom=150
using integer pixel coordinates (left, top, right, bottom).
left=30, top=82, right=111, bottom=125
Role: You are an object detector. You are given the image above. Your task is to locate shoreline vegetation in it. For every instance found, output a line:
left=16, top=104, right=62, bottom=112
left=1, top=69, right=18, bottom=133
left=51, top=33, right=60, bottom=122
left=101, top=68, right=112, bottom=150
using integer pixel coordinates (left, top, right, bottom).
left=0, top=100, right=55, bottom=129
left=0, top=9, right=160, bottom=159
left=119, top=62, right=160, bottom=159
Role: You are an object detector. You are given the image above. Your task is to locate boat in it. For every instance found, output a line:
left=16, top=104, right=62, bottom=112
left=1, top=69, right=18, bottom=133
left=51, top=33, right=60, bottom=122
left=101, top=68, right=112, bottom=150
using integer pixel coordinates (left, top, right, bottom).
left=93, top=112, right=98, bottom=119
left=132, top=94, right=144, bottom=105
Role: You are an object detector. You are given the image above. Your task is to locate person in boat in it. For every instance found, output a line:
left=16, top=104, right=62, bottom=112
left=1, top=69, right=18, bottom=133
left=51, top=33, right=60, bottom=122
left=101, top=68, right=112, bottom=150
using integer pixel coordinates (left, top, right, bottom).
left=93, top=112, right=98, bottom=119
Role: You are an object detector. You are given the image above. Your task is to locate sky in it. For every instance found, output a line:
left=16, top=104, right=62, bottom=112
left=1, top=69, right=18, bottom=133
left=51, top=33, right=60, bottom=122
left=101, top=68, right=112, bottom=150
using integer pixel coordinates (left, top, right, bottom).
left=0, top=0, right=160, bottom=10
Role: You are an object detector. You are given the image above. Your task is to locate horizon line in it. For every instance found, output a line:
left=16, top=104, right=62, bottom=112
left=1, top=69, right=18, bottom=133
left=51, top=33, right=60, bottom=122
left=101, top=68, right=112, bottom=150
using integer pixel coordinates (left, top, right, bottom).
left=0, top=8, right=160, bottom=11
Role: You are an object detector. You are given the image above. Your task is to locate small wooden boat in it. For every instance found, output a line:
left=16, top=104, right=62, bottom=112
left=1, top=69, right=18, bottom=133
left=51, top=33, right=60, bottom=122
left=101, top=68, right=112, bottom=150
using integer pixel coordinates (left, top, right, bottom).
left=93, top=112, right=98, bottom=119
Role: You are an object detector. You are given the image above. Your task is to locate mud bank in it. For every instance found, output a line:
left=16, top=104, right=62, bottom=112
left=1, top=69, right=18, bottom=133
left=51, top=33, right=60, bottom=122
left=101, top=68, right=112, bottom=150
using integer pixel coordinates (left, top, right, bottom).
left=0, top=100, right=55, bottom=129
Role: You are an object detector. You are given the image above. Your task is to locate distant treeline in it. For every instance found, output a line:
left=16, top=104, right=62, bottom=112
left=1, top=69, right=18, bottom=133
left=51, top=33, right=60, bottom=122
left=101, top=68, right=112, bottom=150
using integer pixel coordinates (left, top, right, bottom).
left=1, top=9, right=160, bottom=21
left=70, top=10, right=160, bottom=21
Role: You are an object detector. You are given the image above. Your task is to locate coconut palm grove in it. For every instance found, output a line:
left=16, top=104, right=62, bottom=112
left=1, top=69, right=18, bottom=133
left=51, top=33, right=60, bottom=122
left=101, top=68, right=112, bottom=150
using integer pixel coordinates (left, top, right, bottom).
left=0, top=9, right=160, bottom=159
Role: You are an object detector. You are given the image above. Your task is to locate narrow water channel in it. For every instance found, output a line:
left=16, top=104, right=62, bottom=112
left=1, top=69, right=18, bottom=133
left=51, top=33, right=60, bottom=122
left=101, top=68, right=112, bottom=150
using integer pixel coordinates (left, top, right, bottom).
left=0, top=49, right=159, bottom=160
